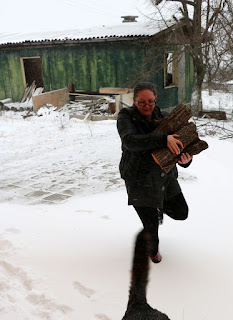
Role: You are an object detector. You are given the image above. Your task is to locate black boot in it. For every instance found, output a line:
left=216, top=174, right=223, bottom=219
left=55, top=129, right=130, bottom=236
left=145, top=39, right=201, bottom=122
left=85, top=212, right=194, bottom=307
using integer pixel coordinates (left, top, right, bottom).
left=151, top=250, right=162, bottom=263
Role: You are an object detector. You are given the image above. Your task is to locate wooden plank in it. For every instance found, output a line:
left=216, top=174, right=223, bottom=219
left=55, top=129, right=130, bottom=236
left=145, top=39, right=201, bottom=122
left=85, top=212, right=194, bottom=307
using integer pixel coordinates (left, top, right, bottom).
left=99, top=87, right=133, bottom=94
left=0, top=98, right=12, bottom=104
left=71, top=92, right=108, bottom=97
left=69, top=114, right=118, bottom=121
left=20, top=86, right=30, bottom=103
left=32, top=88, right=69, bottom=112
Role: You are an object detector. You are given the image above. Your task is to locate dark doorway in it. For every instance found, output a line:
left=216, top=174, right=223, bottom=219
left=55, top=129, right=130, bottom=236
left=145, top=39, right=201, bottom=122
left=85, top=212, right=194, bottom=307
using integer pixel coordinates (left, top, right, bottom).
left=23, top=57, right=44, bottom=87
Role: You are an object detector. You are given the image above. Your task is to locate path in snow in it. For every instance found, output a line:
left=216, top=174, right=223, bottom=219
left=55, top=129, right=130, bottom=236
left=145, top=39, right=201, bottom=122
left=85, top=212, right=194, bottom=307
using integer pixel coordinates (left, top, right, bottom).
left=0, top=226, right=73, bottom=319
left=0, top=112, right=123, bottom=205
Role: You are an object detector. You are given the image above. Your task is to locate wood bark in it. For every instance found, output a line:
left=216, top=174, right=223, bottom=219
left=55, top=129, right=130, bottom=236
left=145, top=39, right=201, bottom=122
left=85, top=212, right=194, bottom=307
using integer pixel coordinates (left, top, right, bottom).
left=154, top=104, right=192, bottom=134
left=152, top=104, right=208, bottom=172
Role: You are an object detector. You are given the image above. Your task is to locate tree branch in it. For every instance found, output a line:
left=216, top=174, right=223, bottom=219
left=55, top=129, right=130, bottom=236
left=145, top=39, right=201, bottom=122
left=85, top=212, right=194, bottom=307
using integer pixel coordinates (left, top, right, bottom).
left=166, top=0, right=195, bottom=6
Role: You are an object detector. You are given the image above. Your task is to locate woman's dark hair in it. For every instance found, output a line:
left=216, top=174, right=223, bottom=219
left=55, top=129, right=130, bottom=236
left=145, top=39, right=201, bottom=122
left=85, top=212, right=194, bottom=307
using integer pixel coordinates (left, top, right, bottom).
left=134, top=82, right=157, bottom=98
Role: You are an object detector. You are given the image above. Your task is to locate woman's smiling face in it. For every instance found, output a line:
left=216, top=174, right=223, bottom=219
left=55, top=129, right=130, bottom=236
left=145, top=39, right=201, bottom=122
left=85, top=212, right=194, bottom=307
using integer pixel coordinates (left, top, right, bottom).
left=133, top=89, right=156, bottom=120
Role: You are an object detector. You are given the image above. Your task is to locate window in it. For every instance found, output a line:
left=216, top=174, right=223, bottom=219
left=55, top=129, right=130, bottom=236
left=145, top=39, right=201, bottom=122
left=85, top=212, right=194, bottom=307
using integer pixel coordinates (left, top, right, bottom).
left=164, top=52, right=178, bottom=87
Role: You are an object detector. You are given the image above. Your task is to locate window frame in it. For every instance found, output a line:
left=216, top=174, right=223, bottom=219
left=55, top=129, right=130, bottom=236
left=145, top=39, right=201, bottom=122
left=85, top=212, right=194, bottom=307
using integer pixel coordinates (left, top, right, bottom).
left=164, top=51, right=178, bottom=88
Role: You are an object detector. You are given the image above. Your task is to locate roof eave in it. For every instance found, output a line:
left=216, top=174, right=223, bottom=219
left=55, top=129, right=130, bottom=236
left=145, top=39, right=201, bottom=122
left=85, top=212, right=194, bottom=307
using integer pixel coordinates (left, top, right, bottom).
left=0, top=34, right=156, bottom=49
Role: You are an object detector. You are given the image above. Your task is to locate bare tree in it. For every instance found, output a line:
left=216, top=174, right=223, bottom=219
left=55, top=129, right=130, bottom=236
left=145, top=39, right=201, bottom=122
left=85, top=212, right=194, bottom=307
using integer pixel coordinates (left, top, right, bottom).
left=151, top=0, right=228, bottom=115
left=215, top=1, right=233, bottom=78
left=205, top=0, right=233, bottom=93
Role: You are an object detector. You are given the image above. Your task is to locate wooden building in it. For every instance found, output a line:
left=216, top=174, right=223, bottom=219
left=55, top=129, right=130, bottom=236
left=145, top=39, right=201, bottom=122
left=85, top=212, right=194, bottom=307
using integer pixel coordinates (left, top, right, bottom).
left=0, top=19, right=194, bottom=109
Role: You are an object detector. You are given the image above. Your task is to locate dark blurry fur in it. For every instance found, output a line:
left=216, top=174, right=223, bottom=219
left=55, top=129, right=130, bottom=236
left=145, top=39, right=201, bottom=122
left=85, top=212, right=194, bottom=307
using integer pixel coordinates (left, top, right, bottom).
left=122, top=231, right=170, bottom=320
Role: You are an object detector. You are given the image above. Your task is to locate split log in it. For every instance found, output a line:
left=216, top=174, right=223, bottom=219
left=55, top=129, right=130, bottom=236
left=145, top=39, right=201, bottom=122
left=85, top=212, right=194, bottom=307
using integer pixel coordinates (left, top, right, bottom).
left=154, top=104, right=192, bottom=135
left=152, top=104, right=208, bottom=172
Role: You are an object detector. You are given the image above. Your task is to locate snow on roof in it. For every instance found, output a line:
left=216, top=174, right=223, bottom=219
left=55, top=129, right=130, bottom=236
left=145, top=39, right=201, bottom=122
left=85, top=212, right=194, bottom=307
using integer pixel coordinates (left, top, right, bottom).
left=0, top=20, right=176, bottom=46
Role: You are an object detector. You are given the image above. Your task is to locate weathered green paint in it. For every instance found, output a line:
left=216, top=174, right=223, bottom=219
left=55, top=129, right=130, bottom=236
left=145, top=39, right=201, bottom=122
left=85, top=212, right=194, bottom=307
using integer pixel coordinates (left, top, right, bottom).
left=0, top=52, right=15, bottom=100
left=40, top=50, right=52, bottom=91
left=73, top=45, right=90, bottom=90
left=9, top=54, right=24, bottom=100
left=0, top=48, right=41, bottom=101
left=159, top=87, right=178, bottom=108
left=88, top=44, right=116, bottom=91
left=0, top=54, right=6, bottom=98
left=114, top=42, right=145, bottom=88
left=0, top=41, right=194, bottom=108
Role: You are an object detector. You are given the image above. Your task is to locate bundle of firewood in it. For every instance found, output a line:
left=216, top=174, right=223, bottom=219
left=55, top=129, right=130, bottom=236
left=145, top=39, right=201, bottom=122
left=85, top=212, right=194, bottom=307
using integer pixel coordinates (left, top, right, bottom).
left=151, top=104, right=208, bottom=172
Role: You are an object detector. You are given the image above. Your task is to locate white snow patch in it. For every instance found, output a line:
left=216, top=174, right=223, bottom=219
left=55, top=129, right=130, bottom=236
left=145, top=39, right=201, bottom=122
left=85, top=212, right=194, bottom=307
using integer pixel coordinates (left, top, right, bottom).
left=0, top=90, right=232, bottom=319
left=0, top=20, right=175, bottom=45
left=202, top=89, right=233, bottom=115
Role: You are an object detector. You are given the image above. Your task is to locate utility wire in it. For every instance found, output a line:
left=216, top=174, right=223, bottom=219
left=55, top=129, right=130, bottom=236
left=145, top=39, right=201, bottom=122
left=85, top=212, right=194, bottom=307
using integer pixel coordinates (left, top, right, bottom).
left=57, top=0, right=141, bottom=20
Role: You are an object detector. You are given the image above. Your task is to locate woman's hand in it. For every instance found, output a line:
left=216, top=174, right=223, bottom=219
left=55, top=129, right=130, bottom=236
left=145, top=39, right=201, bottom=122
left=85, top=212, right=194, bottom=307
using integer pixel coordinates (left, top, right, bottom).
left=167, top=134, right=183, bottom=154
left=178, top=152, right=193, bottom=165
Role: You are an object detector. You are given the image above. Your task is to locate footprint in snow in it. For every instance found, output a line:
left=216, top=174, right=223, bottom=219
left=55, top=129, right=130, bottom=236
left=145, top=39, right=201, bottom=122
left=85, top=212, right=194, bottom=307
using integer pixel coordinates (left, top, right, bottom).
left=0, top=260, right=73, bottom=317
left=73, top=281, right=95, bottom=298
left=75, top=210, right=93, bottom=214
left=27, top=293, right=73, bottom=315
left=101, top=215, right=110, bottom=220
left=5, top=228, right=21, bottom=234
left=0, top=260, right=32, bottom=290
left=95, top=314, right=111, bottom=320
left=178, top=172, right=197, bottom=181
left=0, top=237, right=14, bottom=253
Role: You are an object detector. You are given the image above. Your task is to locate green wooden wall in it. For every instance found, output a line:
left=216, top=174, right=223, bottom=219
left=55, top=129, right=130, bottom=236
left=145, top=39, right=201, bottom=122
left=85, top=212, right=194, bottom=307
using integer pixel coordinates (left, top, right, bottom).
left=0, top=41, right=194, bottom=108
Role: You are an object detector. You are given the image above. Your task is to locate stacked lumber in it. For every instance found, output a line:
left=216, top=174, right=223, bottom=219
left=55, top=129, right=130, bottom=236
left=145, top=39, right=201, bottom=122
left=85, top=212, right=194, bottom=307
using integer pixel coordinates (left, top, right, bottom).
left=70, top=89, right=133, bottom=114
left=69, top=93, right=116, bottom=115
left=20, top=81, right=44, bottom=103
left=151, top=104, right=208, bottom=172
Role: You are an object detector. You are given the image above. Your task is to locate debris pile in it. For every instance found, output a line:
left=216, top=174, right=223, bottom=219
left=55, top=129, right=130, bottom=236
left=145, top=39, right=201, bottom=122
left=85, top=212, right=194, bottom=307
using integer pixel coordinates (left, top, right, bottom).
left=195, top=115, right=233, bottom=140
left=20, top=80, right=44, bottom=103
left=0, top=86, right=134, bottom=121
left=66, top=93, right=116, bottom=116
left=0, top=99, right=32, bottom=112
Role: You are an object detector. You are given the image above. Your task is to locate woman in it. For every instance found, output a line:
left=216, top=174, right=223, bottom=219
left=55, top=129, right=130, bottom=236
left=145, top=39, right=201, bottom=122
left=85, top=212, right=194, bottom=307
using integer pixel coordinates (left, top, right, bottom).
left=117, top=82, right=192, bottom=263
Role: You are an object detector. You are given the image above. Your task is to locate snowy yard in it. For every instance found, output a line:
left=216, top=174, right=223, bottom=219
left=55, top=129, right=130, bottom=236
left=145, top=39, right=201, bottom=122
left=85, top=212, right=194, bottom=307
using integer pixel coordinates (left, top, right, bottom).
left=0, top=112, right=122, bottom=205
left=0, top=90, right=233, bottom=320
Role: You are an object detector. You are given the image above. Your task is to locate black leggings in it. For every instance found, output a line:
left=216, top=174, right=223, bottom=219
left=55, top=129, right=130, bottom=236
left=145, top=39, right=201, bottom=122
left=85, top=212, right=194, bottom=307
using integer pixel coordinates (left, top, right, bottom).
left=133, top=192, right=188, bottom=257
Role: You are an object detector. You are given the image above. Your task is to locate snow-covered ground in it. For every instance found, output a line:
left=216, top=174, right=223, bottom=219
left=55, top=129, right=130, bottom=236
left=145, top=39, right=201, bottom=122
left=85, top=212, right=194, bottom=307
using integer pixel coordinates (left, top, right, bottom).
left=0, top=90, right=233, bottom=320
left=202, top=89, right=233, bottom=115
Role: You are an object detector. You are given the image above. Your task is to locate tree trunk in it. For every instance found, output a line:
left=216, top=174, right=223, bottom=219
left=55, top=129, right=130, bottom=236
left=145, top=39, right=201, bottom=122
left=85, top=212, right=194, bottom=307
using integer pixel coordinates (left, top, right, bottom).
left=208, top=83, right=213, bottom=96
left=190, top=77, right=202, bottom=116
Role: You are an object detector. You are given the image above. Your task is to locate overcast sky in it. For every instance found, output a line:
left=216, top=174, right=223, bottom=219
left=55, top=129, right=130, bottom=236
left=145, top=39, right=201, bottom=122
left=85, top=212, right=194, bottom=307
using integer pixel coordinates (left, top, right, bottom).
left=0, top=0, right=156, bottom=34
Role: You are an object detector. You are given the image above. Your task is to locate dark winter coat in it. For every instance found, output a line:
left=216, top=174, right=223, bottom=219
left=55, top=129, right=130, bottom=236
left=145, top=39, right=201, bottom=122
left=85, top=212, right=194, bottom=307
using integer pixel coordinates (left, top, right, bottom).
left=117, top=105, right=189, bottom=209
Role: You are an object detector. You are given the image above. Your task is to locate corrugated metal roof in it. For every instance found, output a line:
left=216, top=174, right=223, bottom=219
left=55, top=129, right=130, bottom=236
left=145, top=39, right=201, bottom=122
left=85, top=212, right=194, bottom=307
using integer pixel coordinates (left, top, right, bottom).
left=0, top=20, right=176, bottom=46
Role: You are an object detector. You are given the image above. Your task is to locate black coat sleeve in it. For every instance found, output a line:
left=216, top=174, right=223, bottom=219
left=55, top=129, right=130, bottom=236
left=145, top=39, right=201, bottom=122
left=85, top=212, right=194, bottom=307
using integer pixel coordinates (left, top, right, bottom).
left=117, top=108, right=167, bottom=152
left=178, top=159, right=192, bottom=168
